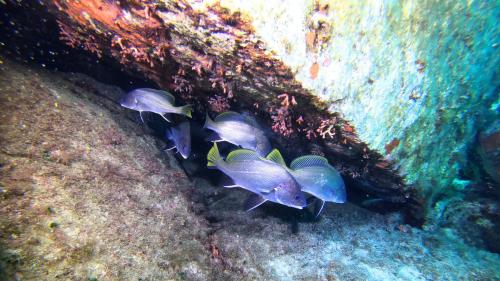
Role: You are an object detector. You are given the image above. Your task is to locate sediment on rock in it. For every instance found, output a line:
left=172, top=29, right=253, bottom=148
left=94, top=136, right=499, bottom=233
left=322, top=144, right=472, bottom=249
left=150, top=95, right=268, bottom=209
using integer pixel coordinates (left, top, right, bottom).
left=0, top=58, right=223, bottom=280
left=1, top=57, right=499, bottom=281
left=39, top=0, right=412, bottom=217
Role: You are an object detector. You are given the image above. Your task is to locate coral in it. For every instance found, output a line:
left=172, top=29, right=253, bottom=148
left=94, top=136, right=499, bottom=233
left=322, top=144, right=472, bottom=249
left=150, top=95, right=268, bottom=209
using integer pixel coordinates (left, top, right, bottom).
left=268, top=93, right=298, bottom=137
left=57, top=20, right=80, bottom=48
left=41, top=0, right=413, bottom=219
left=172, top=69, right=194, bottom=98
left=37, top=0, right=500, bottom=245
left=57, top=21, right=102, bottom=58
left=208, top=66, right=234, bottom=99
left=1, top=58, right=499, bottom=281
left=270, top=106, right=294, bottom=137
left=316, top=118, right=337, bottom=139
left=277, top=93, right=297, bottom=108
left=208, top=94, right=231, bottom=113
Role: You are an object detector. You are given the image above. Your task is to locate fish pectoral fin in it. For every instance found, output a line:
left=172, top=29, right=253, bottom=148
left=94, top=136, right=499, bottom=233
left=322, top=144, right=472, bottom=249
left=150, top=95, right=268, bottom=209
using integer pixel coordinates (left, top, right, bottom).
left=313, top=199, right=325, bottom=218
left=164, top=145, right=176, bottom=151
left=139, top=111, right=146, bottom=124
left=244, top=194, right=267, bottom=212
left=161, top=113, right=171, bottom=122
left=205, top=132, right=223, bottom=142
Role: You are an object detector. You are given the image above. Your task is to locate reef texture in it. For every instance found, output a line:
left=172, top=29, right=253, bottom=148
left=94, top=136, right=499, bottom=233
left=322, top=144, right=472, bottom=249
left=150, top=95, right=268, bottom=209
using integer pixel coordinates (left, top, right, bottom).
left=1, top=57, right=499, bottom=281
left=39, top=0, right=500, bottom=231
left=41, top=0, right=413, bottom=215
left=2, top=0, right=498, bottom=252
left=0, top=58, right=215, bottom=280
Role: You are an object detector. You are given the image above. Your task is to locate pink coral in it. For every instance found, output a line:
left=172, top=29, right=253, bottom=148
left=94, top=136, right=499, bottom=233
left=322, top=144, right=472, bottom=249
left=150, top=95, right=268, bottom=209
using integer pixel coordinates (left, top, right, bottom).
left=208, top=94, right=231, bottom=113
left=58, top=21, right=79, bottom=48
left=316, top=118, right=337, bottom=139
left=304, top=127, right=317, bottom=140
left=269, top=93, right=299, bottom=137
left=208, top=77, right=234, bottom=98
left=277, top=93, right=297, bottom=108
left=172, top=68, right=194, bottom=100
left=57, top=21, right=102, bottom=58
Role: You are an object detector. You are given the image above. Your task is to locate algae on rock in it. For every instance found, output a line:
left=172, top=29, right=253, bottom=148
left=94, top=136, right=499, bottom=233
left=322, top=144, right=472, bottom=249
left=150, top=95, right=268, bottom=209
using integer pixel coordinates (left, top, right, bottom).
left=1, top=57, right=499, bottom=281
left=218, top=0, right=500, bottom=226
left=0, top=58, right=215, bottom=280
left=39, top=0, right=499, bottom=230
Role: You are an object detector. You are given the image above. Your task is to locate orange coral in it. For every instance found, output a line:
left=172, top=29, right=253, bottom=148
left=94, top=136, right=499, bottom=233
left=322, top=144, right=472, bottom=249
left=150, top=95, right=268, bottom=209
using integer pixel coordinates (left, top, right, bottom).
left=310, top=62, right=319, bottom=79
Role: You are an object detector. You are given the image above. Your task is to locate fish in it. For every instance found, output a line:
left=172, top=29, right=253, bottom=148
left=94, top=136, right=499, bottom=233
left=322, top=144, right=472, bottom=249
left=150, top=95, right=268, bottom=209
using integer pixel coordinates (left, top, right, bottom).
left=165, top=117, right=191, bottom=159
left=204, top=111, right=271, bottom=157
left=288, top=155, right=346, bottom=217
left=120, top=88, right=192, bottom=122
left=207, top=143, right=306, bottom=209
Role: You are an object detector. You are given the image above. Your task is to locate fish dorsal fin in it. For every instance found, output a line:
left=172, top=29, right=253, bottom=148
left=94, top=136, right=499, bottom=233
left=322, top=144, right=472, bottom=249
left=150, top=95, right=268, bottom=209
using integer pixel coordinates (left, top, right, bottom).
left=266, top=149, right=286, bottom=167
left=215, top=111, right=245, bottom=122
left=226, top=149, right=260, bottom=162
left=145, top=88, right=175, bottom=104
left=290, top=155, right=330, bottom=170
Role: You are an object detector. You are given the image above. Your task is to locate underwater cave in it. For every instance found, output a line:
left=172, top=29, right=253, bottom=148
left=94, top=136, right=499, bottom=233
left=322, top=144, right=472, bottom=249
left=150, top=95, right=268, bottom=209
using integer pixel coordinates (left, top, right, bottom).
left=0, top=0, right=499, bottom=280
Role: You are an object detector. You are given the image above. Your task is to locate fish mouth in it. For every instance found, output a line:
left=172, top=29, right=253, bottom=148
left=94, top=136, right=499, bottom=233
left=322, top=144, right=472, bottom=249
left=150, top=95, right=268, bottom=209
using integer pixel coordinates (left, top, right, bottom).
left=118, top=97, right=130, bottom=108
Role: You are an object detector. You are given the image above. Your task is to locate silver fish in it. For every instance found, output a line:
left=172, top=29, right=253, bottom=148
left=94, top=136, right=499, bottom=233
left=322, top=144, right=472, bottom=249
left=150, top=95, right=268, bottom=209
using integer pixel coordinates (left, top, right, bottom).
left=165, top=117, right=191, bottom=159
left=120, top=88, right=192, bottom=122
left=207, top=143, right=306, bottom=209
left=204, top=111, right=271, bottom=157
left=288, top=155, right=346, bottom=217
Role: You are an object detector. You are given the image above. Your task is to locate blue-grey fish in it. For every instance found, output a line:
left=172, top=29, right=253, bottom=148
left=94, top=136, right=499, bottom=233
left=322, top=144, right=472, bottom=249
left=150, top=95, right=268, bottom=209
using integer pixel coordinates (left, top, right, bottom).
left=288, top=155, right=346, bottom=217
left=120, top=88, right=192, bottom=122
left=204, top=111, right=271, bottom=157
left=165, top=117, right=191, bottom=159
left=207, top=143, right=306, bottom=209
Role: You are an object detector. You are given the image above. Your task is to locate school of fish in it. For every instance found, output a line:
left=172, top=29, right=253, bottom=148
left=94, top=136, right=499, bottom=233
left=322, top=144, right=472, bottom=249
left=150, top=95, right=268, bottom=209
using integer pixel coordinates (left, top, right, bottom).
left=120, top=88, right=346, bottom=217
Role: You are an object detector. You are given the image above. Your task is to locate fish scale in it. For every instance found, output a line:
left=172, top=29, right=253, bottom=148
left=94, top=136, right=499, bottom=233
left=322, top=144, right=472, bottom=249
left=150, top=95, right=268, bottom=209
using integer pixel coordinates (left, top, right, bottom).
left=204, top=111, right=271, bottom=156
left=207, top=143, right=307, bottom=209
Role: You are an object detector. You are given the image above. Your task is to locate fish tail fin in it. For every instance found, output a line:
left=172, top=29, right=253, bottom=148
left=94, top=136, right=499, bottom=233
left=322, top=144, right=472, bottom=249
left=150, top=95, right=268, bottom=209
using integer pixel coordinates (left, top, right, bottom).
left=179, top=104, right=193, bottom=118
left=207, top=143, right=221, bottom=168
left=203, top=113, right=215, bottom=130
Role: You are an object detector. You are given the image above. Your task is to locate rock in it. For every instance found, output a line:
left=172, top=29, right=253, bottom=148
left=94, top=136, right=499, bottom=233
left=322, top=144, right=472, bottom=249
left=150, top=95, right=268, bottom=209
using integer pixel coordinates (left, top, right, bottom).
left=35, top=0, right=410, bottom=209
left=1, top=57, right=499, bottom=280
left=32, top=0, right=498, bottom=231
left=0, top=58, right=214, bottom=280
left=478, top=121, right=500, bottom=187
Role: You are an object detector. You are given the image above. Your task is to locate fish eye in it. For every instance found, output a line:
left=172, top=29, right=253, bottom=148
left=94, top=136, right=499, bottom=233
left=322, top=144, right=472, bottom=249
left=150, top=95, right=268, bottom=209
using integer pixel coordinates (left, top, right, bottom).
left=295, top=195, right=301, bottom=200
